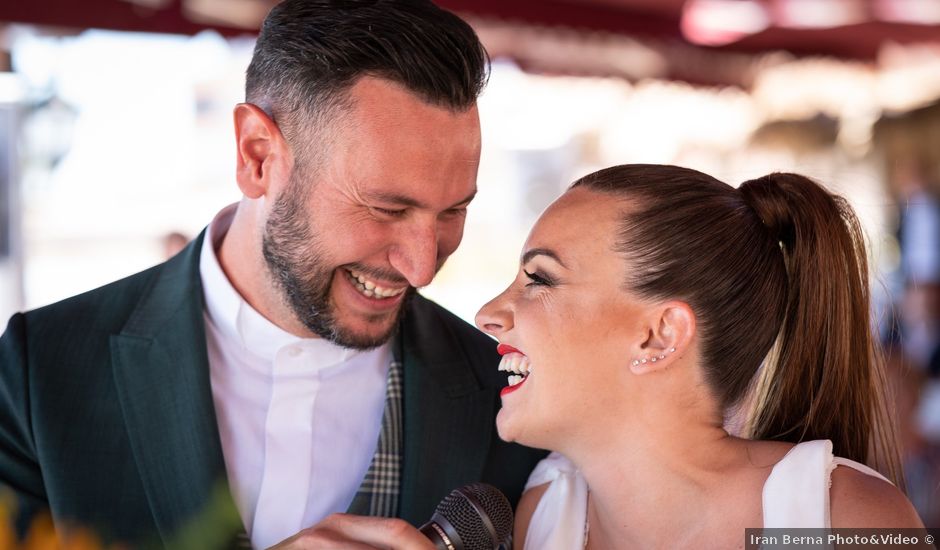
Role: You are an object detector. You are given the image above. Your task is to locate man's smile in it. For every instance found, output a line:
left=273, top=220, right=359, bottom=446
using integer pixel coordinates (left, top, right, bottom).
left=343, top=268, right=409, bottom=299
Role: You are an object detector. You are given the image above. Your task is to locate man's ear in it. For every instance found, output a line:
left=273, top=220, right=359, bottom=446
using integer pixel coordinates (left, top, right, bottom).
left=233, top=103, right=290, bottom=199
left=629, top=301, right=695, bottom=375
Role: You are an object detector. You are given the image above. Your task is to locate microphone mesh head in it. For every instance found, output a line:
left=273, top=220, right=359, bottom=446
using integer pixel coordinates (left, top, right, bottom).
left=435, top=483, right=513, bottom=549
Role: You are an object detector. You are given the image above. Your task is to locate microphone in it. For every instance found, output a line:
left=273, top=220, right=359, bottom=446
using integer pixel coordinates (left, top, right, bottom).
left=418, top=483, right=514, bottom=550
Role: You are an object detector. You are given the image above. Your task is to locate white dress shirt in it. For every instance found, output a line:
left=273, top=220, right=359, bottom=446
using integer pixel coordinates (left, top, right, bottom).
left=200, top=205, right=392, bottom=549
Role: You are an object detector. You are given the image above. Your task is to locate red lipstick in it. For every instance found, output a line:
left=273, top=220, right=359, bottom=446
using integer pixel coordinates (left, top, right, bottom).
left=497, top=343, right=522, bottom=356
left=497, top=343, right=528, bottom=397
left=500, top=376, right=527, bottom=397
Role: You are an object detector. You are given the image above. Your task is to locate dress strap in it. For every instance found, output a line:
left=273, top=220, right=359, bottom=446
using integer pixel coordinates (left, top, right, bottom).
left=522, top=452, right=589, bottom=550
left=832, top=457, right=890, bottom=484
left=762, top=440, right=834, bottom=528
left=761, top=440, right=892, bottom=529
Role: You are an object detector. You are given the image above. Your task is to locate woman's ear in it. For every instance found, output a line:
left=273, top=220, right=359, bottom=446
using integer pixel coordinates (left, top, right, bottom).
left=233, top=103, right=291, bottom=199
left=629, top=301, right=695, bottom=375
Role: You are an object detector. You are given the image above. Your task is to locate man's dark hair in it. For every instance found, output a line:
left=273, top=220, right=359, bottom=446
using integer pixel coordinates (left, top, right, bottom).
left=246, top=0, right=488, bottom=147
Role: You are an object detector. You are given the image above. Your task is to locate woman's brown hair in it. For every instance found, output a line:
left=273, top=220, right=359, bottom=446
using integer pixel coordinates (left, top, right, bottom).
left=572, top=164, right=902, bottom=484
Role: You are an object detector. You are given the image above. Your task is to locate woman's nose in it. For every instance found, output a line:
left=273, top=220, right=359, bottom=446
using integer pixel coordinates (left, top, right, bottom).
left=475, top=290, right=514, bottom=337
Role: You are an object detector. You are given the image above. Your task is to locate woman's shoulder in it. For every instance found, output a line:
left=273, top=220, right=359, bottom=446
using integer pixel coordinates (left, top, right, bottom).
left=761, top=439, right=923, bottom=529
left=514, top=482, right=551, bottom=546
left=830, top=465, right=924, bottom=528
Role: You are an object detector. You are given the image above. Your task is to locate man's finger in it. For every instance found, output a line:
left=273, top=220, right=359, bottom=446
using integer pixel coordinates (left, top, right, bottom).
left=268, top=514, right=434, bottom=550
left=314, top=514, right=433, bottom=549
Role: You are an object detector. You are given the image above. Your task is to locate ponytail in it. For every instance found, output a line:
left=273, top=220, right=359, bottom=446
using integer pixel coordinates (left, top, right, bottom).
left=739, top=173, right=902, bottom=485
left=573, top=165, right=902, bottom=485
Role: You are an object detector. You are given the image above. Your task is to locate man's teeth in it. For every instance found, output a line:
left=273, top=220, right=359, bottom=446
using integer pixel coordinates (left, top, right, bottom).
left=345, top=269, right=407, bottom=298
left=498, top=353, right=531, bottom=387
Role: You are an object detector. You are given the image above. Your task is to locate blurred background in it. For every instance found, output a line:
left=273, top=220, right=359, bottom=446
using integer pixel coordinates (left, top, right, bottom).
left=0, top=0, right=938, bottom=526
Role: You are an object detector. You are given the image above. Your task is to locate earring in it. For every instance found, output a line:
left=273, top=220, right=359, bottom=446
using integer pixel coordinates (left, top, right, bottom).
left=631, top=347, right=676, bottom=367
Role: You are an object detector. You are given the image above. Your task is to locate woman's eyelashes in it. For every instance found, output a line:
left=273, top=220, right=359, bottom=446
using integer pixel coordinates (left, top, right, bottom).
left=523, top=268, right=554, bottom=287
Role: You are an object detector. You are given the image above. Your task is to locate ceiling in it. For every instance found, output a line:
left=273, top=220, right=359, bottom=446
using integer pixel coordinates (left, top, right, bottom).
left=2, top=0, right=940, bottom=84
left=437, top=0, right=940, bottom=59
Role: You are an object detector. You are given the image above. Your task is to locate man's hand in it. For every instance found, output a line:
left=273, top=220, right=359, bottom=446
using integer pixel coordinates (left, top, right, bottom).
left=268, top=513, right=437, bottom=550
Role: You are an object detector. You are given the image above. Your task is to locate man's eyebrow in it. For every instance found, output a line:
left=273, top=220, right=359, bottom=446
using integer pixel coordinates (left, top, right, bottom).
left=521, top=247, right=568, bottom=269
left=364, top=189, right=477, bottom=210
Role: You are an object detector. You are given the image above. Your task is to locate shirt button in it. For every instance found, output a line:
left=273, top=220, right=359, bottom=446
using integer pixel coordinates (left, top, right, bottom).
left=286, top=346, right=302, bottom=358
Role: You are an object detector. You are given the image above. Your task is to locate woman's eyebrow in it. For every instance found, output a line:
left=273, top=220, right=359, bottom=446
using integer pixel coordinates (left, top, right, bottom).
left=521, top=247, right=568, bottom=269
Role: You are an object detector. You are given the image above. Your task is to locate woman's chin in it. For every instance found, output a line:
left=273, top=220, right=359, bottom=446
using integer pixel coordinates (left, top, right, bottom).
left=495, top=408, right=520, bottom=443
left=496, top=407, right=539, bottom=448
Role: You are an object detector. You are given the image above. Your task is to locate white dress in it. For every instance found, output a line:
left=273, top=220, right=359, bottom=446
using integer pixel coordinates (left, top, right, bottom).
left=521, top=440, right=890, bottom=549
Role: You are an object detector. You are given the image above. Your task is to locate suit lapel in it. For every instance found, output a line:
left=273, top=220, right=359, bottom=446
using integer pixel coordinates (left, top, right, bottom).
left=110, top=241, right=496, bottom=533
left=397, top=296, right=495, bottom=524
left=110, top=233, right=242, bottom=546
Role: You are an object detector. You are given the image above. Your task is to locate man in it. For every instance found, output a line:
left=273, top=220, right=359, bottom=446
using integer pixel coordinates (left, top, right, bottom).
left=0, top=1, right=545, bottom=548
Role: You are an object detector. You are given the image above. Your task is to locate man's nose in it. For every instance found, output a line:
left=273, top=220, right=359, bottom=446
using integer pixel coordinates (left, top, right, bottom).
left=389, top=219, right=440, bottom=288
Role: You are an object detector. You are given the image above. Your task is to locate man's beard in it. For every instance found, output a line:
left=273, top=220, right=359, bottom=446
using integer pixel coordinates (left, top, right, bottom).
left=261, top=173, right=412, bottom=350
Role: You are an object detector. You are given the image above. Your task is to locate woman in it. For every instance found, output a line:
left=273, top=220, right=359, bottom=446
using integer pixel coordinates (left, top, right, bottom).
left=475, top=164, right=925, bottom=548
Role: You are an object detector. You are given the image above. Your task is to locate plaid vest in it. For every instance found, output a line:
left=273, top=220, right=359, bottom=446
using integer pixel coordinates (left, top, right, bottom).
left=346, top=356, right=404, bottom=517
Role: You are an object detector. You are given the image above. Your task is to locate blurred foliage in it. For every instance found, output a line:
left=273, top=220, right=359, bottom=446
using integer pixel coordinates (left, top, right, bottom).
left=0, top=480, right=243, bottom=550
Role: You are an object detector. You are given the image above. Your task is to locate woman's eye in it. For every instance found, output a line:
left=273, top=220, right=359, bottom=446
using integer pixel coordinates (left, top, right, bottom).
left=523, top=269, right=552, bottom=287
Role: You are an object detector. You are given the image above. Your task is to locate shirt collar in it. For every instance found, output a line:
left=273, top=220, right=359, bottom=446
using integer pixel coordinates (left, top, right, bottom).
left=199, top=204, right=358, bottom=367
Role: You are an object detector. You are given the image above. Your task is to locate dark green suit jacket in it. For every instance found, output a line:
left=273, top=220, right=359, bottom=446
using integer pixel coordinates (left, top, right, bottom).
left=0, top=233, right=545, bottom=548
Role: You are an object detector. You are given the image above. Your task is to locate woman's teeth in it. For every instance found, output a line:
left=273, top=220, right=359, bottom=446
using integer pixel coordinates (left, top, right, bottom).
left=498, top=353, right=531, bottom=386
left=345, top=269, right=407, bottom=299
